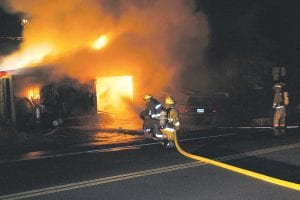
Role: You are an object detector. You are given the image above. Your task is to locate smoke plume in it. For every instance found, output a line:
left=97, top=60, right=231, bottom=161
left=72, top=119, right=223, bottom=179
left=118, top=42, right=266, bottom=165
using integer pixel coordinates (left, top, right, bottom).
left=1, top=0, right=209, bottom=100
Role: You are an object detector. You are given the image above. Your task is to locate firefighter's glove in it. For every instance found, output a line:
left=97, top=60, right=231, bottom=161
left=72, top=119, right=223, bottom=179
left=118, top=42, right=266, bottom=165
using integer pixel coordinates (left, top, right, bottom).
left=139, top=110, right=147, bottom=119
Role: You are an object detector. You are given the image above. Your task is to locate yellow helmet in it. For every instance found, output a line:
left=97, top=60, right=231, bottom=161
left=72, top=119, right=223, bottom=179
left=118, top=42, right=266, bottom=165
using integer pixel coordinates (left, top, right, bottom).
left=165, top=96, right=175, bottom=105
left=274, top=83, right=283, bottom=91
left=274, top=83, right=282, bottom=88
left=143, top=94, right=152, bottom=101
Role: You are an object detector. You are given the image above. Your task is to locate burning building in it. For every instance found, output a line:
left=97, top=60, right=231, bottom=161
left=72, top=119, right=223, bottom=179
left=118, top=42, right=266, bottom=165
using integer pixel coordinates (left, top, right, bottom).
left=0, top=69, right=93, bottom=129
left=0, top=0, right=210, bottom=130
left=0, top=68, right=137, bottom=130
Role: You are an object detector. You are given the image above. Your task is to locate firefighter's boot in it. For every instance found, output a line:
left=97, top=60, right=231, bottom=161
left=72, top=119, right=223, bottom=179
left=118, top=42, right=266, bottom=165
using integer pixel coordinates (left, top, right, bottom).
left=273, top=127, right=280, bottom=136
left=279, top=126, right=287, bottom=135
left=161, top=128, right=175, bottom=148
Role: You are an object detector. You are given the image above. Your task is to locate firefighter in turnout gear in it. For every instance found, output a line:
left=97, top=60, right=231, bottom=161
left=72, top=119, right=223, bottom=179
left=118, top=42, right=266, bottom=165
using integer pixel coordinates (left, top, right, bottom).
left=159, top=96, right=180, bottom=148
left=272, top=82, right=289, bottom=135
left=140, top=94, right=163, bottom=139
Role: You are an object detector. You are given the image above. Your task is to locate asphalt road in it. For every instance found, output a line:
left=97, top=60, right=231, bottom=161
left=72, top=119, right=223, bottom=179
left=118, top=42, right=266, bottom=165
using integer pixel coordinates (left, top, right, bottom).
left=0, top=128, right=299, bottom=200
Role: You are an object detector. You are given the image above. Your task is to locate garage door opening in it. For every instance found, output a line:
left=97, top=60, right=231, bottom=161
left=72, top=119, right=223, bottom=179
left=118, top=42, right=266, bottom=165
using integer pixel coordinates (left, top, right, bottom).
left=95, top=76, right=133, bottom=116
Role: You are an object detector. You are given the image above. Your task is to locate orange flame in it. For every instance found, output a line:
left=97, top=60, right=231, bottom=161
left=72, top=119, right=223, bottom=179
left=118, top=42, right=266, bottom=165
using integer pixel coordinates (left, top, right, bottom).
left=96, top=76, right=133, bottom=115
left=27, top=87, right=40, bottom=102
left=92, top=34, right=109, bottom=50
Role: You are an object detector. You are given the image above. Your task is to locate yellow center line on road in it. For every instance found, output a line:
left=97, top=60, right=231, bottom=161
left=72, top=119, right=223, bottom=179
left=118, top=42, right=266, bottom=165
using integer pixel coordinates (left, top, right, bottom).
left=1, top=142, right=300, bottom=199
left=174, top=133, right=300, bottom=191
left=0, top=162, right=202, bottom=200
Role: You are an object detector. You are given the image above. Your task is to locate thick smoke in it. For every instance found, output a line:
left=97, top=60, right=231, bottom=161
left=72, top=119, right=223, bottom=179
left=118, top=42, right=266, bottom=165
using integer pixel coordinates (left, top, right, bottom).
left=1, top=0, right=209, bottom=100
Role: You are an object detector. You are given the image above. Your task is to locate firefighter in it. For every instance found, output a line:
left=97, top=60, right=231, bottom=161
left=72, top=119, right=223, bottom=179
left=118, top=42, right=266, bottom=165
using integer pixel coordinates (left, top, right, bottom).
left=140, top=94, right=163, bottom=139
left=272, top=82, right=289, bottom=135
left=159, top=96, right=180, bottom=148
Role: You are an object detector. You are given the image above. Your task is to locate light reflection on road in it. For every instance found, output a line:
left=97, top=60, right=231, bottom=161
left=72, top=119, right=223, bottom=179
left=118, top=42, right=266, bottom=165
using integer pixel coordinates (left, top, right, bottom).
left=12, top=114, right=144, bottom=161
left=90, top=132, right=143, bottom=146
left=22, top=151, right=47, bottom=160
left=83, top=113, right=144, bottom=145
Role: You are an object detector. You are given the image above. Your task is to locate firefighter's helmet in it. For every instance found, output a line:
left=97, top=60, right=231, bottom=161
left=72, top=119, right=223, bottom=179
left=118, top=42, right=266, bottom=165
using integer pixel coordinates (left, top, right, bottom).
left=165, top=96, right=175, bottom=105
left=143, top=94, right=152, bottom=101
left=274, top=83, right=282, bottom=88
left=273, top=83, right=283, bottom=91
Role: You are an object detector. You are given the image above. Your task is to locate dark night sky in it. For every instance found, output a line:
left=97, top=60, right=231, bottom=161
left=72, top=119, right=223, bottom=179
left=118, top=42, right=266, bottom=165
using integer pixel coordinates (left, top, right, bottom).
left=190, top=0, right=300, bottom=94
left=0, top=7, right=21, bottom=36
left=196, top=0, right=300, bottom=66
left=0, top=5, right=22, bottom=55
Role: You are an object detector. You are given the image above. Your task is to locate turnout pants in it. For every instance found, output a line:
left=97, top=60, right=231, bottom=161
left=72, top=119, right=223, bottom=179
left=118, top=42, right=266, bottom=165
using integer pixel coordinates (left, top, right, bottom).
left=273, top=106, right=286, bottom=127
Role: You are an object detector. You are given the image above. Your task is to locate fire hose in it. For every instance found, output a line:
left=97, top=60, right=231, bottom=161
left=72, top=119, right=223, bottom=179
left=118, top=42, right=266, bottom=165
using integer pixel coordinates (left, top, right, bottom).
left=171, top=131, right=300, bottom=191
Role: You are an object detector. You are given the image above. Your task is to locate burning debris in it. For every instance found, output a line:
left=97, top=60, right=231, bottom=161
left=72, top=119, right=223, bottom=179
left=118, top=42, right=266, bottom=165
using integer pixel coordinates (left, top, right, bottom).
left=13, top=74, right=96, bottom=130
left=96, top=76, right=133, bottom=115
left=27, top=86, right=40, bottom=103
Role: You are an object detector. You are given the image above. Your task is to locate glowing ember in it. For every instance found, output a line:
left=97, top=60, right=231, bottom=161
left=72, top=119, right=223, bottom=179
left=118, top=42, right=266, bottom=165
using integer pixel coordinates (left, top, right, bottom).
left=92, top=35, right=109, bottom=50
left=27, top=87, right=40, bottom=102
left=0, top=71, right=8, bottom=78
left=96, top=76, right=133, bottom=115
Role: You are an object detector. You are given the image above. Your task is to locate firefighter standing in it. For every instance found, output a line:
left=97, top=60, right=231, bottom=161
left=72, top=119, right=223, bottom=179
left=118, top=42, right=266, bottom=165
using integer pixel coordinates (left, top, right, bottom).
left=159, top=96, right=180, bottom=148
left=272, top=82, right=289, bottom=135
left=140, top=94, right=163, bottom=139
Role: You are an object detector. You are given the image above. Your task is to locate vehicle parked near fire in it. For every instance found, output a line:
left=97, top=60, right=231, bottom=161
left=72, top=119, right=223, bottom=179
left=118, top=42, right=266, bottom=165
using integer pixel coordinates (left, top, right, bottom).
left=180, top=95, right=223, bottom=126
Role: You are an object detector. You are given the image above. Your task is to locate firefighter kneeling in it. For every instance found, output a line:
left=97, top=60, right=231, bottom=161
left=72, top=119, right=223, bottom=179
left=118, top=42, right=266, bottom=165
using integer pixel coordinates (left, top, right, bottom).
left=159, top=96, right=180, bottom=148
left=140, top=94, right=163, bottom=139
